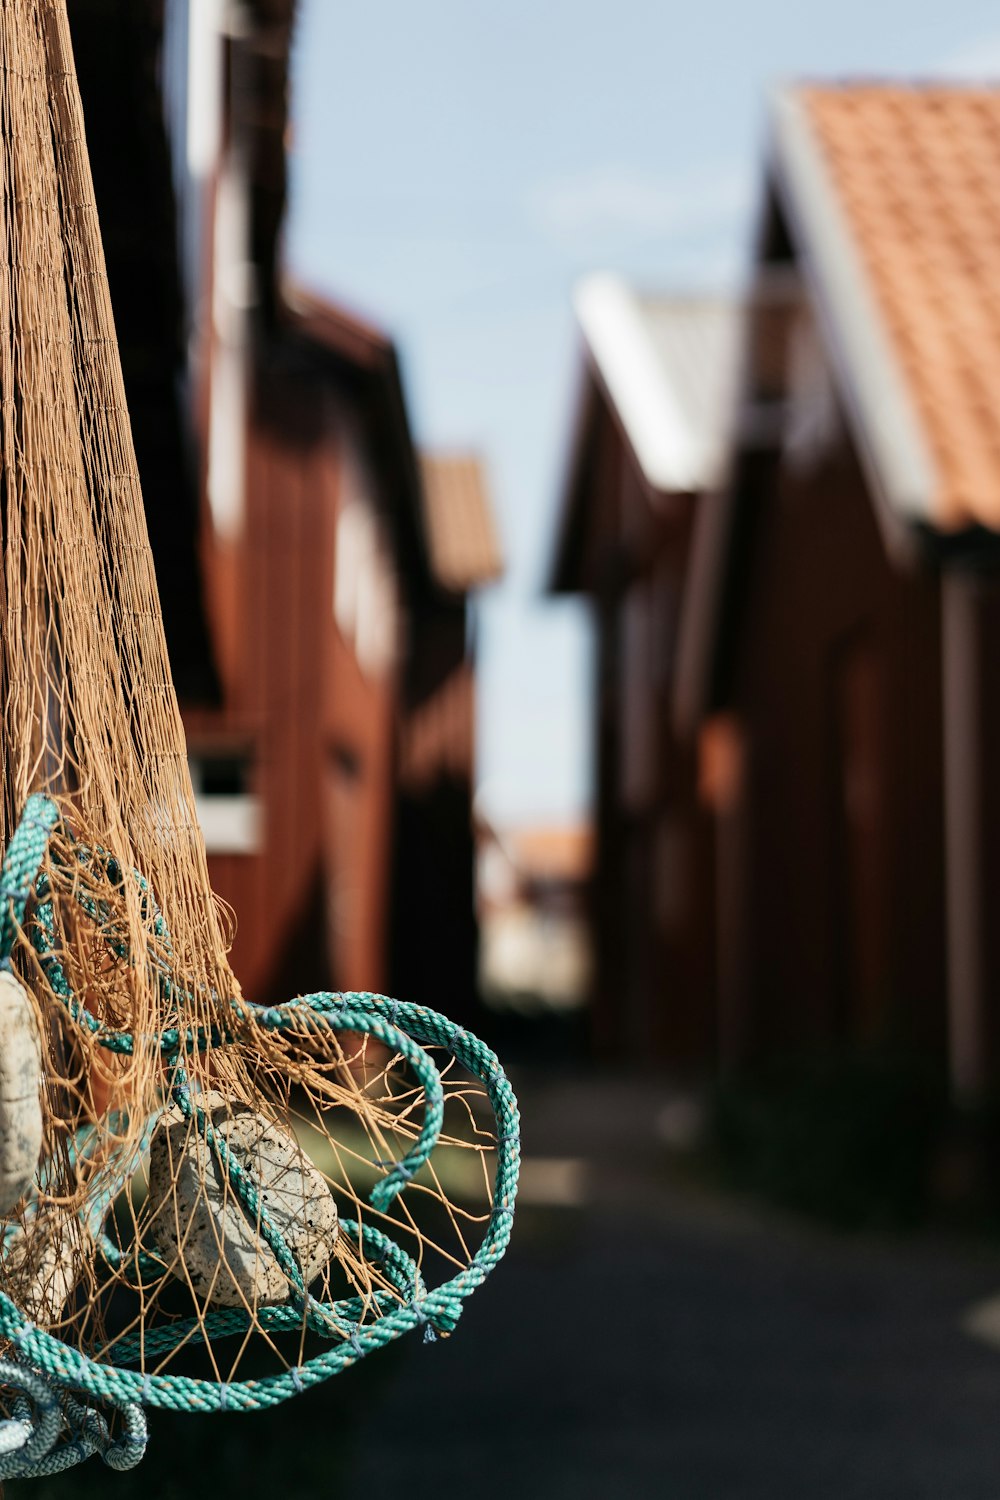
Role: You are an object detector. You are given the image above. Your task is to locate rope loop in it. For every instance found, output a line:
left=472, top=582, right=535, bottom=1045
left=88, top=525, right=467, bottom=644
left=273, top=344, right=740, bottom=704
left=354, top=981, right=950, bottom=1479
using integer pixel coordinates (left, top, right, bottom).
left=0, top=796, right=520, bottom=1477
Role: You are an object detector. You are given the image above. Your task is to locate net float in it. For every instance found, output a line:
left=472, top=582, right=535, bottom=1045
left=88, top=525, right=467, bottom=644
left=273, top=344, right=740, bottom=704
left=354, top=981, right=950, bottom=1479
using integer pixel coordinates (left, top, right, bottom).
left=146, top=1091, right=339, bottom=1307
left=0, top=972, right=43, bottom=1218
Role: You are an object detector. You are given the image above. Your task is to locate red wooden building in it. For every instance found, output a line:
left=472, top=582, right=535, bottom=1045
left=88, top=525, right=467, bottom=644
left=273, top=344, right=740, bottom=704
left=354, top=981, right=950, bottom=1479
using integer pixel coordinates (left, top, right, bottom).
left=551, top=87, right=1000, bottom=1100
left=550, top=275, right=741, bottom=1065
left=72, top=0, right=501, bottom=1009
left=676, top=85, right=1000, bottom=1100
left=477, top=821, right=593, bottom=1012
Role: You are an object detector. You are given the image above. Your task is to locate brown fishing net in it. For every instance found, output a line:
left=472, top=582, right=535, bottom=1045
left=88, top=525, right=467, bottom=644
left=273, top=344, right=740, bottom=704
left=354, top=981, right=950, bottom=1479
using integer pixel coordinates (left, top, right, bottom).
left=0, top=1, right=517, bottom=1469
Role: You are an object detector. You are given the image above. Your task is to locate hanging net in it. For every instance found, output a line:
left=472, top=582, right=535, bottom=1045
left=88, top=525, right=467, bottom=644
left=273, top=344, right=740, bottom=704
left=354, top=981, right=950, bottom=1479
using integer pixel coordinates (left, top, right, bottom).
left=0, top=0, right=519, bottom=1479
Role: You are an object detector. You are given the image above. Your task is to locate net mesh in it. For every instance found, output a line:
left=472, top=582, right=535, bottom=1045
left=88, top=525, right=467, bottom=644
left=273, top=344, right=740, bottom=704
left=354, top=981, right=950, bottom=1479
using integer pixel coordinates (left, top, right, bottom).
left=0, top=0, right=511, bottom=1437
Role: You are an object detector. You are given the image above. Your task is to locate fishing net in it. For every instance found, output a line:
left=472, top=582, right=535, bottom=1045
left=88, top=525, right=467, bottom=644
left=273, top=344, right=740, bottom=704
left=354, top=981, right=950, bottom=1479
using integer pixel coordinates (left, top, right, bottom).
left=0, top=0, right=518, bottom=1478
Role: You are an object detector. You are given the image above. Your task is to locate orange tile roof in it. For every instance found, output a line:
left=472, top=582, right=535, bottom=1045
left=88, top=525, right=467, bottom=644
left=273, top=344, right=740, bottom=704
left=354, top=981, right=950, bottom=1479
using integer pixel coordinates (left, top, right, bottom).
left=419, top=453, right=504, bottom=593
left=506, top=825, right=594, bottom=883
left=799, top=85, right=1000, bottom=532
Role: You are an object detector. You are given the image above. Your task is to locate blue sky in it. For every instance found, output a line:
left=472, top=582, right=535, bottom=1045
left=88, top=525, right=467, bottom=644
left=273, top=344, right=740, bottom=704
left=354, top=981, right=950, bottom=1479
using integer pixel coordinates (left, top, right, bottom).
left=286, top=0, right=1000, bottom=827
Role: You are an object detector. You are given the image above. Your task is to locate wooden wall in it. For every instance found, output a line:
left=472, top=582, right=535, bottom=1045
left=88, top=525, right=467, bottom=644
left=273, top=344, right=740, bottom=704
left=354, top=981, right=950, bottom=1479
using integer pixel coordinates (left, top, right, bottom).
left=583, top=389, right=717, bottom=1069
left=184, top=352, right=399, bottom=1004
left=715, top=414, right=947, bottom=1067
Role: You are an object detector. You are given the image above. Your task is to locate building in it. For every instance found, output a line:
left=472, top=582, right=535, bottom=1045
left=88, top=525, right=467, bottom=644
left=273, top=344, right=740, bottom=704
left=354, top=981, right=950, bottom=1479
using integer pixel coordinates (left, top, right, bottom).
left=71, top=1, right=500, bottom=1009
left=676, top=85, right=1000, bottom=1100
left=550, top=275, right=741, bottom=1064
left=477, top=821, right=593, bottom=1013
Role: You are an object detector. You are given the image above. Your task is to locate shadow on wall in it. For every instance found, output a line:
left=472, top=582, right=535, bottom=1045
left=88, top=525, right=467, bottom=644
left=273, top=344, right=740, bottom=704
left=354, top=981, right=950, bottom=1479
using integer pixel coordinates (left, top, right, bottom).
left=703, top=1049, right=1000, bottom=1232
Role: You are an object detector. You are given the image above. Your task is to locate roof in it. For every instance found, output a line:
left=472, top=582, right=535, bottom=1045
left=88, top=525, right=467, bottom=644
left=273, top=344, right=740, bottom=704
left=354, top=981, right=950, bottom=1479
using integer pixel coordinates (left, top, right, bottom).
left=574, top=275, right=742, bottom=496
left=550, top=278, right=742, bottom=592
left=771, top=83, right=1000, bottom=535
left=418, top=453, right=503, bottom=594
left=280, top=283, right=434, bottom=595
left=282, top=282, right=398, bottom=371
left=504, top=825, right=594, bottom=884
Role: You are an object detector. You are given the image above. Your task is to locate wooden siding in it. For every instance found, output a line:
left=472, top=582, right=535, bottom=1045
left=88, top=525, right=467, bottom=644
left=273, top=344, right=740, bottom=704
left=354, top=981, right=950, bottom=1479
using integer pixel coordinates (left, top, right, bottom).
left=184, top=358, right=399, bottom=1003
left=715, top=396, right=947, bottom=1066
left=573, top=372, right=717, bottom=1067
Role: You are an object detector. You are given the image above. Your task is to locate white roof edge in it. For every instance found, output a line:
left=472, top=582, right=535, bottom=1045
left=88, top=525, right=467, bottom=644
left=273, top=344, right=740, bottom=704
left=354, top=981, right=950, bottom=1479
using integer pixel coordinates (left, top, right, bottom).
left=573, top=272, right=705, bottom=495
left=768, top=87, right=937, bottom=531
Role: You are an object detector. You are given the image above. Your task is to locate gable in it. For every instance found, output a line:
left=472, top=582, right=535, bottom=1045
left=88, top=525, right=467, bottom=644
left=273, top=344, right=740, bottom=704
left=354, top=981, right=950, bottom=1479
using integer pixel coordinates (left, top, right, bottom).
left=772, top=84, right=1000, bottom=538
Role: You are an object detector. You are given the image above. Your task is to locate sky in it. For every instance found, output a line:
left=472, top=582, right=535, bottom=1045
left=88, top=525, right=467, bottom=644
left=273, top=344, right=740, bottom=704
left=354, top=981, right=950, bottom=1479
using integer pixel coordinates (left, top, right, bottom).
left=285, top=0, right=1000, bottom=828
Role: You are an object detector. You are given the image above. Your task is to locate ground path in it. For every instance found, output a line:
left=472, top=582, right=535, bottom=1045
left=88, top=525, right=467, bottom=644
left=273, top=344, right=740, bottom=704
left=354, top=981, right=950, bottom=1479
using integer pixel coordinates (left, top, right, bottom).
left=26, top=1068, right=1000, bottom=1499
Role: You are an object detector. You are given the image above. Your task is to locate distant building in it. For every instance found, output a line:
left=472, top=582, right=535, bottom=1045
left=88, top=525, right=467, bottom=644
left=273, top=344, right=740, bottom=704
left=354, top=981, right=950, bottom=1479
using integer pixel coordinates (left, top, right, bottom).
left=72, top=1, right=500, bottom=1008
left=550, top=276, right=741, bottom=1064
left=676, top=85, right=1000, bottom=1099
left=478, top=822, right=593, bottom=1013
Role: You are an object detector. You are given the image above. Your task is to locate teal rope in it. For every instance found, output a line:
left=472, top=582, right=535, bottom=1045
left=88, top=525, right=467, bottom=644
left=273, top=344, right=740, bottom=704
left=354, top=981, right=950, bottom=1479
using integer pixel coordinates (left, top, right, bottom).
left=106, top=1218, right=426, bottom=1366
left=0, top=795, right=519, bottom=1474
left=0, top=1359, right=147, bottom=1478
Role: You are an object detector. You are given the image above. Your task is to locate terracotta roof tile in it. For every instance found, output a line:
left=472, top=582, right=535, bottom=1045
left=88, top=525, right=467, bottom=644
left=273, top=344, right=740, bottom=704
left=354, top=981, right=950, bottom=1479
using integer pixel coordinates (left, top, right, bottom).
left=506, top=825, right=594, bottom=882
left=418, top=452, right=503, bottom=593
left=800, top=85, right=1000, bottom=531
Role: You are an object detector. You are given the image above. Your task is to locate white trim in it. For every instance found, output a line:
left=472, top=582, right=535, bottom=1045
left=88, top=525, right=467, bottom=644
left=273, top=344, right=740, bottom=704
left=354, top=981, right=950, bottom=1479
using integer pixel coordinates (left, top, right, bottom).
left=206, top=149, right=250, bottom=540
left=185, top=0, right=225, bottom=177
left=769, top=88, right=937, bottom=532
left=574, top=274, right=705, bottom=495
left=195, top=794, right=261, bottom=855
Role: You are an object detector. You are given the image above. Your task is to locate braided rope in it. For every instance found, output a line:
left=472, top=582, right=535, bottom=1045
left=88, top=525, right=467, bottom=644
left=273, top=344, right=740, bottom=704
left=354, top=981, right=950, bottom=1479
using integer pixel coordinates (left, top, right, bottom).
left=0, top=796, right=519, bottom=1475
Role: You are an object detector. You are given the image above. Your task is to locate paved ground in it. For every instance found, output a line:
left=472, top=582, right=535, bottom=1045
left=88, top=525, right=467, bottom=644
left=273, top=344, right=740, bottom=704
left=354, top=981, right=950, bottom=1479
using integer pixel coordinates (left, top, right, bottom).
left=27, top=1066, right=1000, bottom=1499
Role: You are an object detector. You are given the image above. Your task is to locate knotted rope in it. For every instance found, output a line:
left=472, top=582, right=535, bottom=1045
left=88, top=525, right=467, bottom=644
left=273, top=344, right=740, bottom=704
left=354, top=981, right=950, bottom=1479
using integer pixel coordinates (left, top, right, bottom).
left=0, top=796, right=520, bottom=1477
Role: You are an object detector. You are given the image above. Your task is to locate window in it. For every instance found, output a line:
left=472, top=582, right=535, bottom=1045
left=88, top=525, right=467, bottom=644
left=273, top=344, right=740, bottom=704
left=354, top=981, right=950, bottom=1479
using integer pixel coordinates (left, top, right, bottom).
left=334, top=499, right=399, bottom=679
left=189, top=749, right=261, bottom=854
